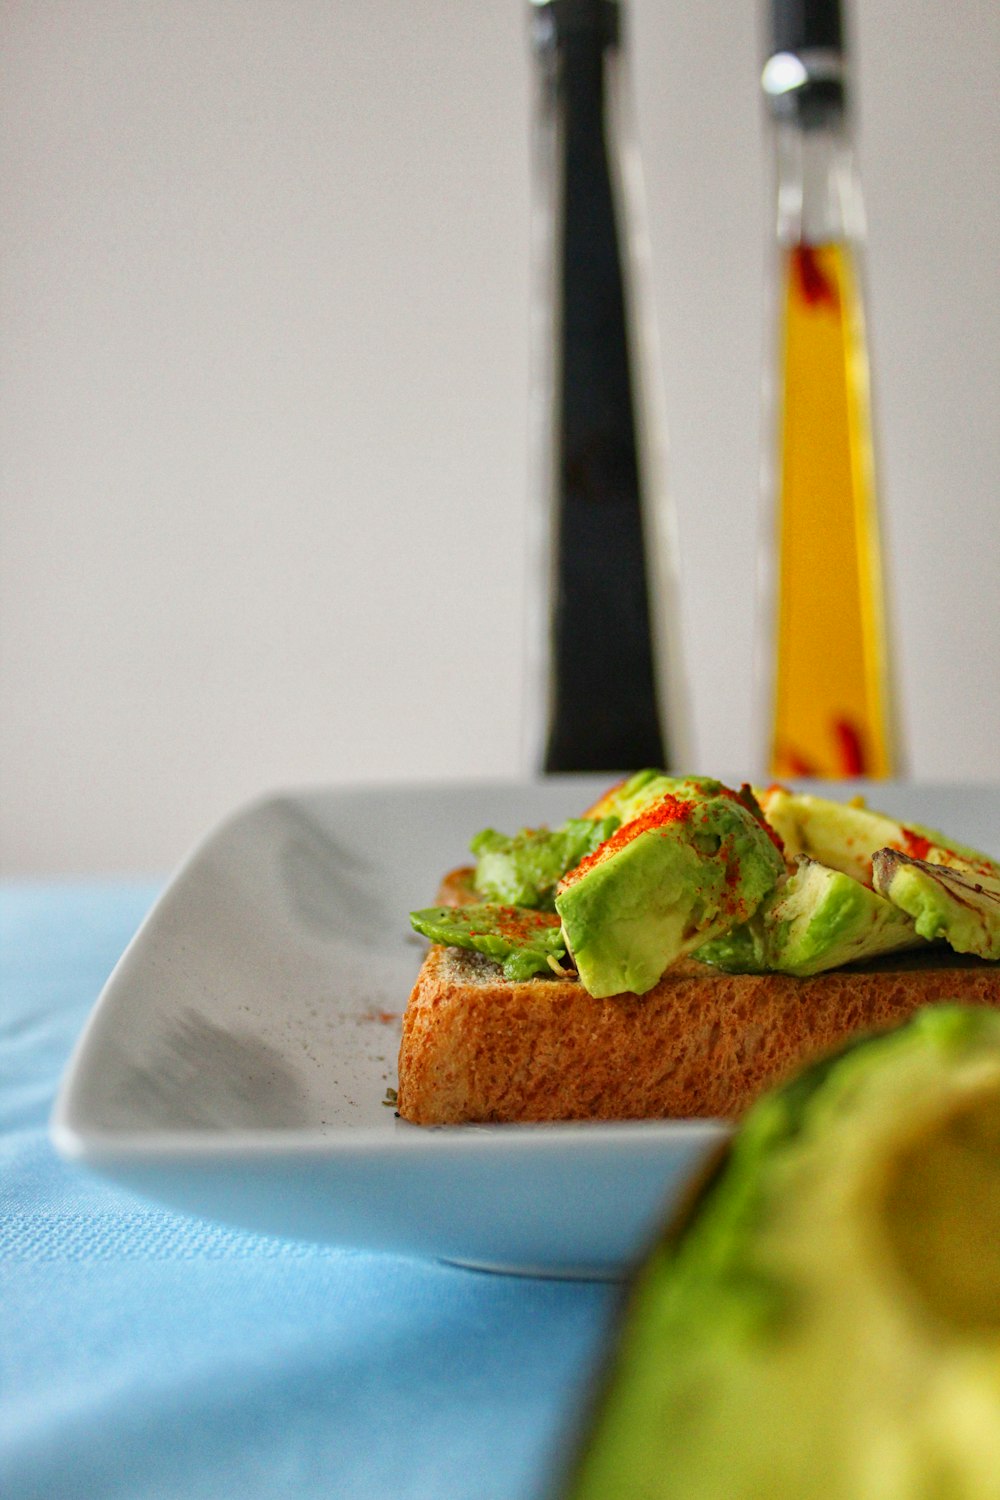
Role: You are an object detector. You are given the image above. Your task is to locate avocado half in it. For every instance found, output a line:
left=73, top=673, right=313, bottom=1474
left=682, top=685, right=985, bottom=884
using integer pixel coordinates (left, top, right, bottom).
left=561, top=1005, right=1000, bottom=1500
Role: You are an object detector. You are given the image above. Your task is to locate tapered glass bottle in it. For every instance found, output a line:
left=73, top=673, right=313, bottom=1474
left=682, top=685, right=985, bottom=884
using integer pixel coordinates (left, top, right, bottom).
left=759, top=0, right=899, bottom=779
left=525, top=0, right=687, bottom=774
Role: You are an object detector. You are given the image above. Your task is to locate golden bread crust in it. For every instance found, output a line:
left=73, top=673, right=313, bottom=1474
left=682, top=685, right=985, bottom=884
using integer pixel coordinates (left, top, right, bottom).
left=396, top=942, right=1000, bottom=1124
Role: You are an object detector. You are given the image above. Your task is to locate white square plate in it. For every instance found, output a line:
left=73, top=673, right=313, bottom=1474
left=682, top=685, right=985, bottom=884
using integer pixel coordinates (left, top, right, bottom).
left=51, top=778, right=999, bottom=1277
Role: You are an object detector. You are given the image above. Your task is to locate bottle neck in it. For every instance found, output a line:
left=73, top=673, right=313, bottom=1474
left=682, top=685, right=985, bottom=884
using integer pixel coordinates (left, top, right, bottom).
left=773, top=114, right=865, bottom=247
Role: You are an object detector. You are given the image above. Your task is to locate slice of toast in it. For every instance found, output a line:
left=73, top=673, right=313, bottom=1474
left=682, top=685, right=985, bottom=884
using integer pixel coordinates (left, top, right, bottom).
left=397, top=915, right=1000, bottom=1125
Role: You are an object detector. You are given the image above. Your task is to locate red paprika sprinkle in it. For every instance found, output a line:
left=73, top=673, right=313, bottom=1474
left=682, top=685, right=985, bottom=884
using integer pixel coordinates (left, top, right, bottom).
left=898, top=827, right=932, bottom=862
left=559, top=795, right=692, bottom=889
left=491, top=906, right=561, bottom=942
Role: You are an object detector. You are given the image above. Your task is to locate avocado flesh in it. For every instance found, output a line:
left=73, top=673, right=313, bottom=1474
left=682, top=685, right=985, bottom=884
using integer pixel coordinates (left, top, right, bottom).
left=556, top=789, right=785, bottom=998
left=584, top=769, right=665, bottom=822
left=409, top=903, right=566, bottom=980
left=874, top=850, right=1000, bottom=962
left=564, top=1005, right=1000, bottom=1500
left=757, top=786, right=1000, bottom=888
left=584, top=771, right=733, bottom=827
left=470, top=817, right=618, bottom=910
left=697, top=857, right=925, bottom=976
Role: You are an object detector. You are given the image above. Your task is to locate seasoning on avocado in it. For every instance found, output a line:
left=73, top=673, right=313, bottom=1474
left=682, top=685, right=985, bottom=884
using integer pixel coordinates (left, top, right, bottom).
left=409, top=903, right=567, bottom=982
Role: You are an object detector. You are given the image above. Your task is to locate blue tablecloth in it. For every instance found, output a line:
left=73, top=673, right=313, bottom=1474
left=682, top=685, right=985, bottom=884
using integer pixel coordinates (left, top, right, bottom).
left=1, top=886, right=619, bottom=1500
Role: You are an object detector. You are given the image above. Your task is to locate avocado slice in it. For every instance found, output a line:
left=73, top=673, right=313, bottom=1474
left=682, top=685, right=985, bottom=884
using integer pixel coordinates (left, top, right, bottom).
left=585, top=771, right=735, bottom=826
left=555, top=786, right=785, bottom=997
left=584, top=769, right=664, bottom=821
left=757, top=785, right=1000, bottom=888
left=874, top=849, right=1000, bottom=962
left=409, top=903, right=567, bottom=981
left=697, top=855, right=925, bottom=976
left=563, top=1004, right=1000, bottom=1500
left=470, top=817, right=619, bottom=910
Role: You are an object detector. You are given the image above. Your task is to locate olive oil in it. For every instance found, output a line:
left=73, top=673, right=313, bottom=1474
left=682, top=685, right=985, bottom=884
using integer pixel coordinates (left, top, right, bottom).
left=760, top=0, right=899, bottom=780
left=769, top=238, right=892, bottom=777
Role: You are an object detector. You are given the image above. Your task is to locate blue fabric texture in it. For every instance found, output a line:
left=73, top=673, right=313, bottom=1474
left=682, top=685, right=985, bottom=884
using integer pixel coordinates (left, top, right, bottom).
left=1, top=886, right=619, bottom=1500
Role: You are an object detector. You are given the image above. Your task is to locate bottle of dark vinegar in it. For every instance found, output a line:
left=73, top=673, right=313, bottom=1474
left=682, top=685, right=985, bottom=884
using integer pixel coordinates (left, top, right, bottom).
left=526, top=0, right=687, bottom=775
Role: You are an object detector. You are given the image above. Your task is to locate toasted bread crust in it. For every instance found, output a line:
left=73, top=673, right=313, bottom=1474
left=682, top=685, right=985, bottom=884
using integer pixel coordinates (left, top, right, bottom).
left=397, top=943, right=1000, bottom=1124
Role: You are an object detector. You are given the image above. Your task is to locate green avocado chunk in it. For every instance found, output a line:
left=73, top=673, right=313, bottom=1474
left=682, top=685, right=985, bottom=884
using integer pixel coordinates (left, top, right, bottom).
left=697, top=856, right=925, bottom=976
left=563, top=1004, right=1000, bottom=1500
left=555, top=785, right=785, bottom=998
left=757, top=785, right=1000, bottom=887
left=470, top=817, right=618, bottom=910
left=409, top=903, right=567, bottom=981
left=873, top=849, right=1000, bottom=961
left=586, top=771, right=734, bottom=826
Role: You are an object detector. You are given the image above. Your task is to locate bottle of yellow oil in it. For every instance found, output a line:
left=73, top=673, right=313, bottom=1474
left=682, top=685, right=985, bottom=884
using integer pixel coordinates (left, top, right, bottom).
left=759, top=0, right=899, bottom=779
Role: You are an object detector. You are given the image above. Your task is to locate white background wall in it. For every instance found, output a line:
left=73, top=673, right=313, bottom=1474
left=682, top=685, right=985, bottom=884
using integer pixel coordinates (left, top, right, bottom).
left=2, top=0, right=998, bottom=876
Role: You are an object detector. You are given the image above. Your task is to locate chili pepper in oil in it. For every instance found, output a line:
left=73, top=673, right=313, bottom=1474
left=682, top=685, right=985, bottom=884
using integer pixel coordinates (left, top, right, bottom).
left=758, top=0, right=901, bottom=779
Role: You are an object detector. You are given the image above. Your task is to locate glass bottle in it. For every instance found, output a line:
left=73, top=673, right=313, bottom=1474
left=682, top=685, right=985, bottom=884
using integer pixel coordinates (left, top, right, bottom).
left=759, top=0, right=899, bottom=778
left=524, top=0, right=687, bottom=774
